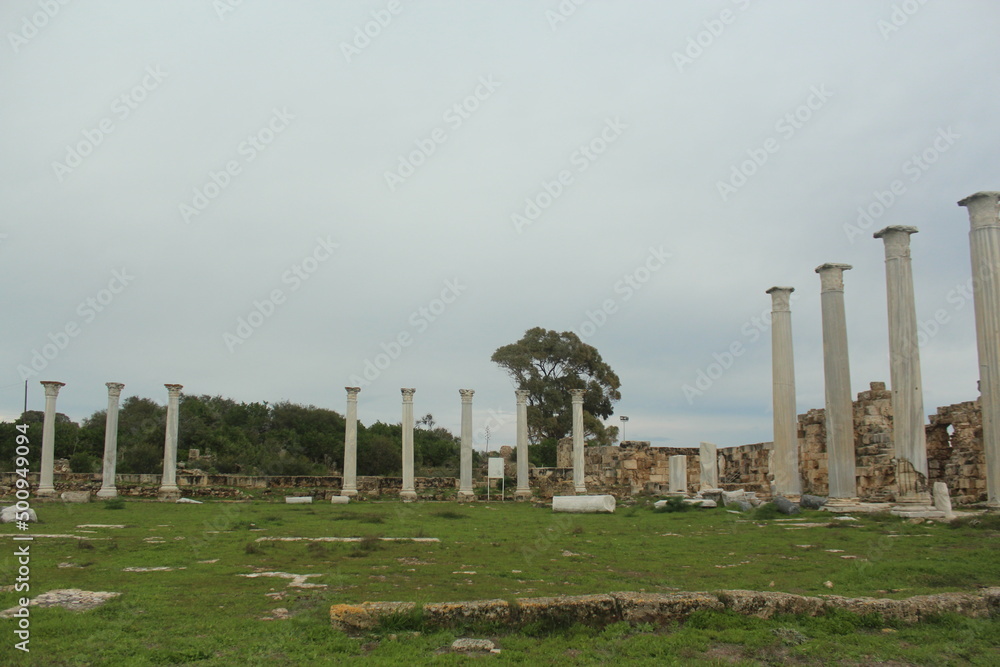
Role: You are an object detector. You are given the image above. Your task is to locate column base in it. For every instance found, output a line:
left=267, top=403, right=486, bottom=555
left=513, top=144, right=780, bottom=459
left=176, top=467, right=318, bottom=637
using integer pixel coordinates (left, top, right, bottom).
left=158, top=486, right=181, bottom=501
left=515, top=489, right=532, bottom=501
left=340, top=489, right=358, bottom=498
left=822, top=497, right=862, bottom=512
left=399, top=490, right=417, bottom=502
left=456, top=491, right=476, bottom=502
left=35, top=487, right=57, bottom=498
left=95, top=487, right=118, bottom=499
left=574, top=486, right=587, bottom=495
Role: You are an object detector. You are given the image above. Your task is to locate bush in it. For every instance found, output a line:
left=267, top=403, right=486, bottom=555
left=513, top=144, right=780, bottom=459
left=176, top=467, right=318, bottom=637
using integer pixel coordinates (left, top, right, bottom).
left=69, top=452, right=99, bottom=473
left=653, top=496, right=691, bottom=513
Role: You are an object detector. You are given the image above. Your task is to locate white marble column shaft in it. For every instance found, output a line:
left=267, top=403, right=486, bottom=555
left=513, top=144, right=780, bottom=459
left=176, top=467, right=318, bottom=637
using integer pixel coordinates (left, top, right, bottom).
left=875, top=226, right=932, bottom=507
left=766, top=286, right=802, bottom=497
left=816, top=264, right=858, bottom=502
left=669, top=454, right=687, bottom=494
left=458, top=389, right=475, bottom=501
left=96, top=382, right=125, bottom=499
left=37, top=381, right=65, bottom=497
left=699, top=441, right=718, bottom=490
left=570, top=389, right=586, bottom=494
left=400, top=388, right=417, bottom=501
left=515, top=389, right=531, bottom=500
left=341, top=387, right=360, bottom=497
left=158, top=384, right=183, bottom=499
left=959, top=191, right=1000, bottom=507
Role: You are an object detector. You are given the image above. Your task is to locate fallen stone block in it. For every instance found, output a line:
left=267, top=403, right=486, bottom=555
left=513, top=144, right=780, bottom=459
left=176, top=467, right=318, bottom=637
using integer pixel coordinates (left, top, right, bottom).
left=60, top=491, right=91, bottom=503
left=176, top=498, right=203, bottom=504
left=721, top=490, right=747, bottom=507
left=285, top=496, right=313, bottom=504
left=1, top=506, right=37, bottom=523
left=514, top=594, right=619, bottom=627
left=552, top=495, right=616, bottom=513
left=800, top=494, right=827, bottom=510
left=774, top=497, right=801, bottom=515
left=612, top=591, right=723, bottom=624
left=330, top=496, right=350, bottom=504
left=451, top=638, right=496, bottom=653
left=424, top=599, right=510, bottom=627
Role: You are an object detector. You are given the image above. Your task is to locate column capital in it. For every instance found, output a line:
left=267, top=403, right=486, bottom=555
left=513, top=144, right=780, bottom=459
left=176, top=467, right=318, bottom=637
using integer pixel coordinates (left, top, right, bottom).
left=570, top=388, right=585, bottom=402
left=875, top=226, right=918, bottom=259
left=815, top=263, right=852, bottom=292
left=958, top=191, right=1000, bottom=231
left=345, top=386, right=361, bottom=398
left=401, top=388, right=416, bottom=401
left=515, top=389, right=530, bottom=403
left=106, top=382, right=125, bottom=397
left=459, top=389, right=475, bottom=402
left=40, top=381, right=65, bottom=397
left=766, top=286, right=794, bottom=311
left=164, top=384, right=183, bottom=397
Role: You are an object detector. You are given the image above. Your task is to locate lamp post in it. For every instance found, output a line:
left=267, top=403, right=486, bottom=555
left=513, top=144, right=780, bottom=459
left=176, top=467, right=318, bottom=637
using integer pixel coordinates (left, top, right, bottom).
left=619, top=415, right=629, bottom=444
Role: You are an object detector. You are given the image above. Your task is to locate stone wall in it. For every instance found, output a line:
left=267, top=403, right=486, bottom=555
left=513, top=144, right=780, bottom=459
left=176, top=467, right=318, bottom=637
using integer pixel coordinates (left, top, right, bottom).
left=926, top=400, right=986, bottom=504
left=556, top=440, right=700, bottom=495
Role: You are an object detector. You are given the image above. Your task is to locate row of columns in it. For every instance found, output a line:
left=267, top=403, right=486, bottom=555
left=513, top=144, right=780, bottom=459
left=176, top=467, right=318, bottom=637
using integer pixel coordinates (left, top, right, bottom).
left=766, top=191, right=1000, bottom=510
left=340, top=386, right=588, bottom=500
left=34, top=382, right=183, bottom=500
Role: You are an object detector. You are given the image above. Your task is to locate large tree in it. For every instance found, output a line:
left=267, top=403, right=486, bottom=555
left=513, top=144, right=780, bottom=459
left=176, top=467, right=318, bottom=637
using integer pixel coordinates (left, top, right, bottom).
left=491, top=327, right=621, bottom=445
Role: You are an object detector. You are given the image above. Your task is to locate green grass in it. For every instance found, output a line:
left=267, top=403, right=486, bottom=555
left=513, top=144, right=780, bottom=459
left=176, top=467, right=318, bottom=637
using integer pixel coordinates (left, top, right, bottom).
left=0, top=499, right=997, bottom=665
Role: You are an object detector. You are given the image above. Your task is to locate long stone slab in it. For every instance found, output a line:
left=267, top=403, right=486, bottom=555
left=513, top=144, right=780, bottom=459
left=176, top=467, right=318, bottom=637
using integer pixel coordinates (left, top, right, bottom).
left=331, top=588, right=1000, bottom=634
left=552, top=495, right=616, bottom=513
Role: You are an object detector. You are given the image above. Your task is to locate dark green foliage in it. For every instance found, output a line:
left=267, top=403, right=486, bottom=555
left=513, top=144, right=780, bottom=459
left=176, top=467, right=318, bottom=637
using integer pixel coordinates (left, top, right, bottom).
left=69, top=451, right=98, bottom=473
left=750, top=502, right=781, bottom=520
left=491, top=327, right=622, bottom=444
left=528, top=438, right=558, bottom=467
left=653, top=496, right=691, bottom=513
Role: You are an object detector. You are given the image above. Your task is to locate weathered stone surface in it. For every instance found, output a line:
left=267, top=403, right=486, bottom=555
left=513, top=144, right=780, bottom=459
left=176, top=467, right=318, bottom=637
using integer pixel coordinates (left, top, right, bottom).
left=330, top=496, right=350, bottom=504
left=800, top=494, right=827, bottom=510
left=515, top=594, right=618, bottom=627
left=285, top=496, right=313, bottom=504
left=424, top=599, right=510, bottom=626
left=1, top=506, right=37, bottom=523
left=613, top=591, right=723, bottom=624
left=774, top=497, right=800, bottom=515
left=60, top=491, right=90, bottom=503
left=721, top=490, right=747, bottom=507
left=932, top=482, right=953, bottom=517
left=451, top=638, right=495, bottom=652
left=718, top=590, right=825, bottom=618
left=552, top=495, right=615, bottom=513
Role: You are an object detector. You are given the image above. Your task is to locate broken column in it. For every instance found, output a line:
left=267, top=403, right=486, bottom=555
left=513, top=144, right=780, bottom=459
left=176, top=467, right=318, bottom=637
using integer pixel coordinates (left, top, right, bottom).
left=96, top=382, right=125, bottom=499
left=158, top=384, right=183, bottom=500
left=571, top=389, right=586, bottom=494
left=699, top=441, right=718, bottom=490
left=341, top=387, right=360, bottom=498
left=766, top=286, right=802, bottom=498
left=400, top=388, right=417, bottom=501
left=959, top=192, right=1000, bottom=508
left=875, top=226, right=936, bottom=513
left=458, top=389, right=475, bottom=502
left=37, top=380, right=66, bottom=497
left=515, top=389, right=531, bottom=500
left=669, top=454, right=687, bottom=494
left=815, top=263, right=858, bottom=507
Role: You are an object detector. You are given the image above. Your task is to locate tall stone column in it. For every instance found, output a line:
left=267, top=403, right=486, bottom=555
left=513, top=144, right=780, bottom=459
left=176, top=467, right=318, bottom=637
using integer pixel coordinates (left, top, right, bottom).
left=959, top=191, right=1000, bottom=508
left=570, top=389, right=586, bottom=494
left=515, top=389, right=531, bottom=500
left=96, top=382, right=125, bottom=499
left=699, top=441, right=718, bottom=490
left=766, top=286, right=802, bottom=498
left=669, top=455, right=688, bottom=494
left=400, top=388, right=417, bottom=501
left=874, top=226, right=935, bottom=512
left=815, top=264, right=858, bottom=506
left=458, top=389, right=475, bottom=502
left=37, top=381, right=65, bottom=497
left=158, top=384, right=183, bottom=500
left=341, top=387, right=360, bottom=498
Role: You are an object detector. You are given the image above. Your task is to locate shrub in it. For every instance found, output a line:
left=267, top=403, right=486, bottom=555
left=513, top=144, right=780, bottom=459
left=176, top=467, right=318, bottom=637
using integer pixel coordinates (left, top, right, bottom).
left=653, top=496, right=691, bottom=513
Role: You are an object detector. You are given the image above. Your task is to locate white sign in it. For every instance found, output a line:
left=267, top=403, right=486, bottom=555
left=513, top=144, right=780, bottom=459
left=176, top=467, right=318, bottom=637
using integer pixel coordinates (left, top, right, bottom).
left=487, top=457, right=504, bottom=478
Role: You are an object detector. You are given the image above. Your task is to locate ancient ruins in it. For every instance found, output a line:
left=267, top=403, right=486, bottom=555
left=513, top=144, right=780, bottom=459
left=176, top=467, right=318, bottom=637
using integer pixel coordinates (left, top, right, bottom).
left=16, top=191, right=1000, bottom=512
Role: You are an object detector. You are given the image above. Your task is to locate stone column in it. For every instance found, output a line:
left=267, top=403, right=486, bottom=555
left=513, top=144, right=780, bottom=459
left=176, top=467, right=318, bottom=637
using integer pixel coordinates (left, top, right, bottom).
left=37, top=381, right=65, bottom=497
left=699, top=441, right=718, bottom=490
left=874, top=226, right=935, bottom=512
left=816, top=264, right=858, bottom=506
left=959, top=191, right=1000, bottom=508
left=400, top=388, right=417, bottom=501
left=457, top=389, right=475, bottom=501
left=96, top=382, right=125, bottom=499
left=158, top=384, right=183, bottom=500
left=570, top=389, right=586, bottom=494
left=669, top=455, right=687, bottom=494
left=341, top=387, right=360, bottom=498
left=766, top=286, right=802, bottom=498
left=515, top=389, right=531, bottom=500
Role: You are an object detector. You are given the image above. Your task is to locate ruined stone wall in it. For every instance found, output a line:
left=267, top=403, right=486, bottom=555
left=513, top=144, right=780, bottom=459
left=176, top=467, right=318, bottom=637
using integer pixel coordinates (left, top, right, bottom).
left=556, top=440, right=700, bottom=495
left=926, top=400, right=986, bottom=504
left=718, top=443, right=772, bottom=494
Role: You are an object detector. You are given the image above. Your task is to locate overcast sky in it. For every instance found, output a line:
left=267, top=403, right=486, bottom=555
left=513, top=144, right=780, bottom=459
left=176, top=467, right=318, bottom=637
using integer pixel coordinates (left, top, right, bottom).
left=2, top=1, right=997, bottom=452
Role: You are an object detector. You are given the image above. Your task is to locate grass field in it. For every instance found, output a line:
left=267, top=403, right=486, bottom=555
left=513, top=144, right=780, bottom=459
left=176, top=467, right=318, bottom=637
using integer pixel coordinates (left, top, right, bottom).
left=0, top=497, right=997, bottom=665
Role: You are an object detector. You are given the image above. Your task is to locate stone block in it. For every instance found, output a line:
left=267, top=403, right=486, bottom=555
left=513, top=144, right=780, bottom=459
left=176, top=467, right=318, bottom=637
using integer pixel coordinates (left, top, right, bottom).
left=60, top=491, right=90, bottom=503
left=553, top=495, right=615, bottom=513
left=613, top=592, right=723, bottom=624
left=1, top=506, right=37, bottom=523
left=285, top=496, right=313, bottom=504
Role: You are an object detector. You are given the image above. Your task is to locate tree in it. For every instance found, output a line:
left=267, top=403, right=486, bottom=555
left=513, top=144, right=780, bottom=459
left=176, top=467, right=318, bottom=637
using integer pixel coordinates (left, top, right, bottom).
left=491, top=327, right=621, bottom=445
